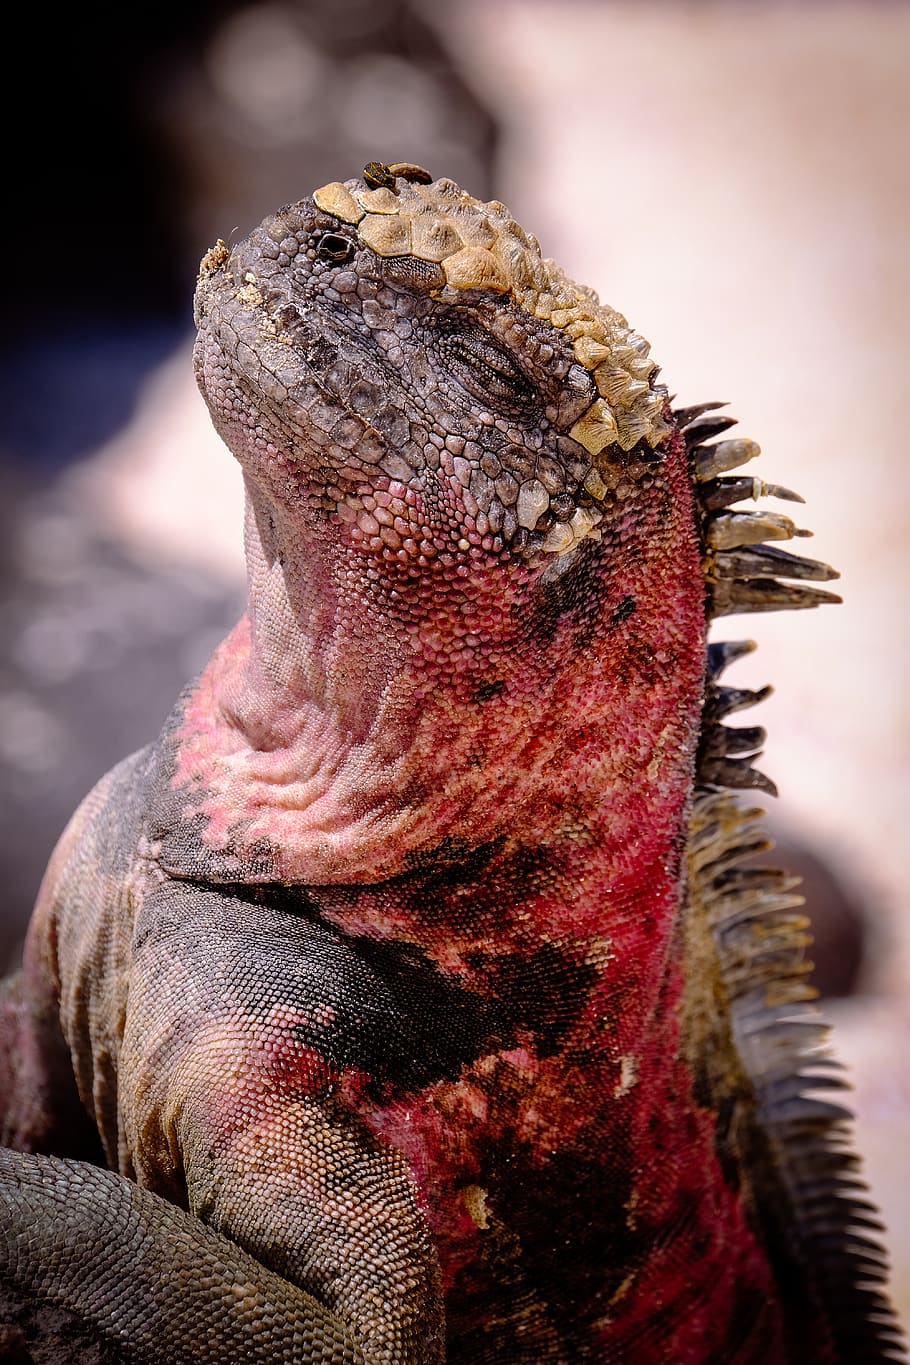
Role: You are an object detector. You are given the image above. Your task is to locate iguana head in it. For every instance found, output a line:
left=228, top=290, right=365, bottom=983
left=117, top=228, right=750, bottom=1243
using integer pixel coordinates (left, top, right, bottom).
left=193, top=166, right=674, bottom=568
left=186, top=166, right=832, bottom=886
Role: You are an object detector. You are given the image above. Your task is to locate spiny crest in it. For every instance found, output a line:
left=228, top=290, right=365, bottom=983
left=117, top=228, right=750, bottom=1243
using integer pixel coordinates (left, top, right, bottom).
left=684, top=419, right=904, bottom=1359
left=313, top=163, right=671, bottom=458
left=681, top=402, right=841, bottom=796
left=688, top=790, right=906, bottom=1362
left=686, top=401, right=842, bottom=621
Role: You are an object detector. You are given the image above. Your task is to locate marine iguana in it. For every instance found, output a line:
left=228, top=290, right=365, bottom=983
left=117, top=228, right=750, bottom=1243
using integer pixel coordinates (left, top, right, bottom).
left=0, top=162, right=903, bottom=1363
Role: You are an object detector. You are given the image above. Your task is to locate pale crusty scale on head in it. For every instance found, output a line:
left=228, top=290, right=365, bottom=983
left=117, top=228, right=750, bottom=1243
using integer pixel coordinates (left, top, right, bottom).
left=358, top=213, right=413, bottom=258
left=567, top=399, right=619, bottom=456
left=312, top=181, right=365, bottom=226
left=313, top=175, right=673, bottom=474
left=353, top=186, right=401, bottom=216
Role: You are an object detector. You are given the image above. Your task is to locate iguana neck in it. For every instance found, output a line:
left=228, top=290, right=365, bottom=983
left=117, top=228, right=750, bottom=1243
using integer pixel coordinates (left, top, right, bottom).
left=172, top=438, right=705, bottom=891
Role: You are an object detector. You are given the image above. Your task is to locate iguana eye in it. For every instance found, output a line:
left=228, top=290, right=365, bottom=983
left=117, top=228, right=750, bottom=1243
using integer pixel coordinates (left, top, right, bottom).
left=443, top=328, right=532, bottom=404
left=316, top=232, right=356, bottom=263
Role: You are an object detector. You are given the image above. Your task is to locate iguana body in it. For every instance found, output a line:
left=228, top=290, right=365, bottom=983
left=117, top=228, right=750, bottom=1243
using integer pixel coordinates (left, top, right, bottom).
left=0, top=166, right=902, bottom=1363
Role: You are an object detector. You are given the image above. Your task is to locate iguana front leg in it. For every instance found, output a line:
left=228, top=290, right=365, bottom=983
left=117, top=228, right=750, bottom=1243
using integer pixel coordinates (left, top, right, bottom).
left=121, top=880, right=444, bottom=1362
left=1, top=832, right=444, bottom=1363
left=1, top=1149, right=365, bottom=1363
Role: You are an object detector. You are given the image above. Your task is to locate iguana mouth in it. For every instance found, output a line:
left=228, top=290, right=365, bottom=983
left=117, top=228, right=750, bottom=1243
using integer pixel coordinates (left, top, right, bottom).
left=270, top=304, right=340, bottom=376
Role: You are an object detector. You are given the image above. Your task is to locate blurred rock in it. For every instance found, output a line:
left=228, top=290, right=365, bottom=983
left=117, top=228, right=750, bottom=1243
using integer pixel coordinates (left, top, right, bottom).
left=0, top=462, right=244, bottom=971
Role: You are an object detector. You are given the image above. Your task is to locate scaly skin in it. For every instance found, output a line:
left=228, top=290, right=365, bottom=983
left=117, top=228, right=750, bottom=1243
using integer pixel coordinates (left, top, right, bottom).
left=0, top=170, right=901, bottom=1362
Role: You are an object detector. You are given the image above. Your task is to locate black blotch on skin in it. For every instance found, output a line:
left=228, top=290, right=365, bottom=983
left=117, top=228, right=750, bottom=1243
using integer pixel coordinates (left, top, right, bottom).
left=445, top=1215, right=565, bottom=1363
left=463, top=941, right=599, bottom=1057
left=400, top=835, right=502, bottom=883
left=473, top=678, right=505, bottom=703
left=497, top=840, right=559, bottom=893
left=349, top=932, right=512, bottom=1092
left=526, top=536, right=601, bottom=652
left=479, top=1130, right=642, bottom=1349
left=218, top=882, right=511, bottom=1095
left=611, top=595, right=636, bottom=627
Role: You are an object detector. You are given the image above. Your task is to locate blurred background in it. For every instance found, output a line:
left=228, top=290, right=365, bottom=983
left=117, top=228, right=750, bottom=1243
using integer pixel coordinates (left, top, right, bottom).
left=0, top=0, right=907, bottom=1321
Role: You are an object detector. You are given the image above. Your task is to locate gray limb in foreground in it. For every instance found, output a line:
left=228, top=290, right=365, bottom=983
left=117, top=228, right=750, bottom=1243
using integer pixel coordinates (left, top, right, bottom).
left=0, top=1149, right=365, bottom=1364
